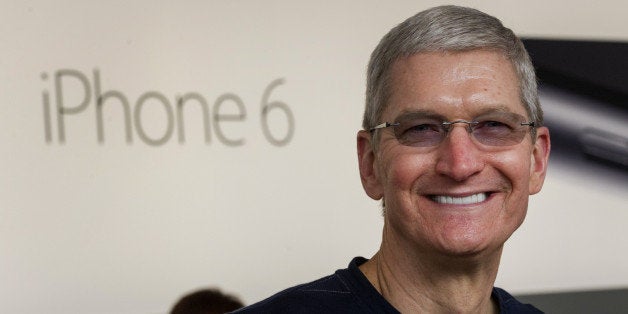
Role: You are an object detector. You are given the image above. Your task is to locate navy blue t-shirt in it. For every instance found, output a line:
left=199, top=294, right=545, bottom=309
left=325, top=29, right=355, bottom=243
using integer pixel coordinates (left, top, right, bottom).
left=233, top=257, right=543, bottom=313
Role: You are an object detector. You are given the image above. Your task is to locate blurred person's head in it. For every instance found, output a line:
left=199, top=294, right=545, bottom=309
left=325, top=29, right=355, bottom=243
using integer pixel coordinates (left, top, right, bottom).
left=170, top=288, right=244, bottom=314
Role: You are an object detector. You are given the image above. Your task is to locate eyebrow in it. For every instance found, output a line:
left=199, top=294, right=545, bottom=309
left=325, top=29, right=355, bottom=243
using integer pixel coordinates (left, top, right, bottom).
left=392, top=109, right=446, bottom=122
left=392, top=105, right=522, bottom=122
left=474, top=106, right=521, bottom=116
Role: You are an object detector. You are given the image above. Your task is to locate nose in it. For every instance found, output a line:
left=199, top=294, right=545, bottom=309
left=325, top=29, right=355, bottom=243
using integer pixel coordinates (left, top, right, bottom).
left=434, top=124, right=485, bottom=181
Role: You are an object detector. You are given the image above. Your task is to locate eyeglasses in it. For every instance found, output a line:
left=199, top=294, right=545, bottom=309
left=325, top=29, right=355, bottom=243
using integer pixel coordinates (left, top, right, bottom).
left=369, top=111, right=536, bottom=147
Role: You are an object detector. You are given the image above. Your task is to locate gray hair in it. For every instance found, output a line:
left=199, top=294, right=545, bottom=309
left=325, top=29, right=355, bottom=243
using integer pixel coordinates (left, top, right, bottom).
left=363, top=5, right=541, bottom=137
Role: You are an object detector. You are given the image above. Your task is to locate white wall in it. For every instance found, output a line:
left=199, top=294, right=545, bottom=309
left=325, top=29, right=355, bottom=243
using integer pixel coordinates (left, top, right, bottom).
left=2, top=1, right=627, bottom=313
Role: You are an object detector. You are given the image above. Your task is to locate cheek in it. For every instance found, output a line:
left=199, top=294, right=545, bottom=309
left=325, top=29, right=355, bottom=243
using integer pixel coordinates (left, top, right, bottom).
left=381, top=152, right=430, bottom=191
left=493, top=149, right=532, bottom=188
left=493, top=148, right=533, bottom=227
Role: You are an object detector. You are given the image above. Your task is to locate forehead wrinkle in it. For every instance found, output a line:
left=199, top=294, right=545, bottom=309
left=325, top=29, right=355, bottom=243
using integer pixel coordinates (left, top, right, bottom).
left=442, top=64, right=499, bottom=84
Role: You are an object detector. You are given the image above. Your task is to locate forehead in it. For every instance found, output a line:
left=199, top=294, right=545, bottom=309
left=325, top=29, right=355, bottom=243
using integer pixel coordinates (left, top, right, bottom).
left=384, top=50, right=524, bottom=119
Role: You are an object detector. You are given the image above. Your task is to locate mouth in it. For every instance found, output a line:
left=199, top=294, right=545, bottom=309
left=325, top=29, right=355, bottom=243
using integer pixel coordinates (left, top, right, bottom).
left=430, top=192, right=489, bottom=205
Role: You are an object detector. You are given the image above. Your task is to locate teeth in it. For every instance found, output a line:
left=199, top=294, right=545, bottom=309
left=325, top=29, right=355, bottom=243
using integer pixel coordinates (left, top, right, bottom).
left=432, top=193, right=487, bottom=205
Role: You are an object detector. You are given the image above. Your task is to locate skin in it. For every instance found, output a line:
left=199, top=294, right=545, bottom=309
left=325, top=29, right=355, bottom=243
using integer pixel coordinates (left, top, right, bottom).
left=357, top=50, right=551, bottom=313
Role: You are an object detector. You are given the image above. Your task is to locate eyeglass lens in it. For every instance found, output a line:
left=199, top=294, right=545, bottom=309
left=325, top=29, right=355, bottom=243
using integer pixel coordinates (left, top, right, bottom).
left=390, top=111, right=533, bottom=147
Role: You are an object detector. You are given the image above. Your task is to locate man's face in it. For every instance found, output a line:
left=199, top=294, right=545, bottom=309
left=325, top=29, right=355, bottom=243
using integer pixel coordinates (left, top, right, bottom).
left=358, top=50, right=550, bottom=257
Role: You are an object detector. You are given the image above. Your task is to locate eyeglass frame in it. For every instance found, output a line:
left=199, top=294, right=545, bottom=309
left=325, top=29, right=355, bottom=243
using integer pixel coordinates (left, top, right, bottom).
left=368, top=112, right=537, bottom=148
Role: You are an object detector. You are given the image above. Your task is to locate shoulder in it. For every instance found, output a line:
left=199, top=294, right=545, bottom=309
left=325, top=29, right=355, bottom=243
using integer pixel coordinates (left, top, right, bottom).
left=493, top=287, right=544, bottom=314
left=232, top=257, right=396, bottom=314
left=232, top=273, right=358, bottom=313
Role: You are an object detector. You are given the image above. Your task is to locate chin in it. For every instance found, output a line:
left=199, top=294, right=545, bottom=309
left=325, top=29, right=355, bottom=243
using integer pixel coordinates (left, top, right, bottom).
left=434, top=230, right=506, bottom=258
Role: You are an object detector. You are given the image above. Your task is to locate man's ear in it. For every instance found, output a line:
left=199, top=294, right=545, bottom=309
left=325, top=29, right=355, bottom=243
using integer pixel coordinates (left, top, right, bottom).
left=529, top=126, right=551, bottom=195
left=357, top=130, right=384, bottom=200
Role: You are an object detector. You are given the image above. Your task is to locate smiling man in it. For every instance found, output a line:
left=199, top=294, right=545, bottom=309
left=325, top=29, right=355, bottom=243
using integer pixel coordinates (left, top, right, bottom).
left=235, top=5, right=549, bottom=313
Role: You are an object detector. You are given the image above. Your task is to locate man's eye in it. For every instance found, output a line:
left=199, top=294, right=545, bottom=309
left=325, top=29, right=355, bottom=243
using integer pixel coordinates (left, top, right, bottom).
left=479, top=120, right=511, bottom=129
left=406, top=123, right=440, bottom=133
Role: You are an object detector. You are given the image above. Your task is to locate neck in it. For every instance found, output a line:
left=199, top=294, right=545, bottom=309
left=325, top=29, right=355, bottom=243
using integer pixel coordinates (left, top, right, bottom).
left=360, top=230, right=502, bottom=313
